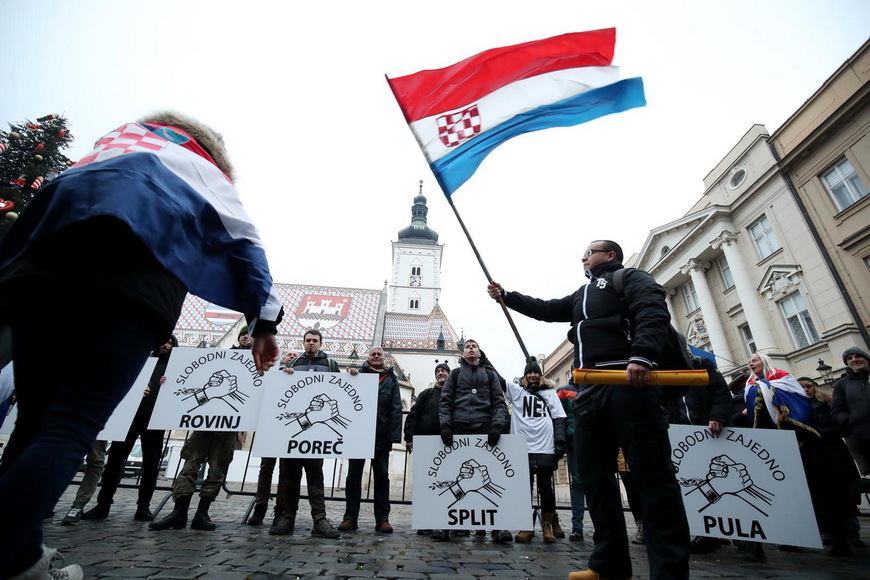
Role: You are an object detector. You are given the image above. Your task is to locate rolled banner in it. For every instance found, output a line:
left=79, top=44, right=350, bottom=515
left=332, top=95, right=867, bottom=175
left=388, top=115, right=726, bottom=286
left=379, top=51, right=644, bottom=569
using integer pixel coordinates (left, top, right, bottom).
left=572, top=368, right=709, bottom=386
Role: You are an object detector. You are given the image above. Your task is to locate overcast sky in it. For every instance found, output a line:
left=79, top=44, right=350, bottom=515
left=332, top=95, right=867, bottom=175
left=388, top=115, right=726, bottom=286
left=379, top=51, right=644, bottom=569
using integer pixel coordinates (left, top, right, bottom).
left=2, top=0, right=868, bottom=378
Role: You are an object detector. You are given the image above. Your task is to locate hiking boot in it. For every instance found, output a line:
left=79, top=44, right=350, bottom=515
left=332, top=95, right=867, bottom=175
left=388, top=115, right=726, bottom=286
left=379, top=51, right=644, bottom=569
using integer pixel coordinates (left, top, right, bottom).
left=567, top=569, right=632, bottom=580
left=81, top=503, right=110, bottom=520
left=431, top=529, right=449, bottom=541
left=416, top=529, right=431, bottom=536
left=61, top=508, right=82, bottom=526
left=133, top=507, right=154, bottom=522
left=375, top=520, right=393, bottom=534
left=272, top=505, right=285, bottom=526
left=9, top=546, right=83, bottom=580
left=269, top=513, right=295, bottom=535
left=311, top=517, right=340, bottom=539
left=689, top=536, right=720, bottom=554
left=190, top=496, right=216, bottom=531
left=542, top=512, right=556, bottom=543
left=149, top=495, right=191, bottom=531
left=551, top=512, right=565, bottom=538
left=493, top=529, right=513, bottom=544
left=569, top=530, right=585, bottom=542
left=631, top=521, right=645, bottom=544
left=247, top=503, right=267, bottom=525
left=741, top=542, right=766, bottom=562
left=514, top=530, right=534, bottom=542
left=337, top=519, right=358, bottom=531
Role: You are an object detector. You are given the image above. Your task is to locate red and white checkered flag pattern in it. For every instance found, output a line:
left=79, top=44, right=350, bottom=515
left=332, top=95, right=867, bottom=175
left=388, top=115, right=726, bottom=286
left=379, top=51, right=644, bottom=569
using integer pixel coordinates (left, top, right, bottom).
left=74, top=124, right=169, bottom=168
left=437, top=104, right=481, bottom=147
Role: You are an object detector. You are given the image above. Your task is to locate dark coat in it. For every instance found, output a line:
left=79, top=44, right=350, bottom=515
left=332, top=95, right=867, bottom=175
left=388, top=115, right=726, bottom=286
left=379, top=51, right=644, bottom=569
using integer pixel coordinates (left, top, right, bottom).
left=360, top=362, right=402, bottom=450
left=503, top=261, right=671, bottom=370
left=404, top=385, right=443, bottom=441
left=831, top=367, right=870, bottom=443
left=439, top=358, right=508, bottom=435
left=666, top=357, right=731, bottom=426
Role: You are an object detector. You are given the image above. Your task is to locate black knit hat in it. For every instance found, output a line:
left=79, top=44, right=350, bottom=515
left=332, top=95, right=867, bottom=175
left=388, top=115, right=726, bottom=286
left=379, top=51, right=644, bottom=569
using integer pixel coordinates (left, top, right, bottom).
left=435, top=362, right=450, bottom=374
left=843, top=346, right=870, bottom=365
left=524, top=359, right=542, bottom=375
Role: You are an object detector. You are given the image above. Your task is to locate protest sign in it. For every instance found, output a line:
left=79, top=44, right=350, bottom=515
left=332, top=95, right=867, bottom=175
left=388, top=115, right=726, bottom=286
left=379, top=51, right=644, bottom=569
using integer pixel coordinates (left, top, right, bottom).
left=411, top=434, right=532, bottom=530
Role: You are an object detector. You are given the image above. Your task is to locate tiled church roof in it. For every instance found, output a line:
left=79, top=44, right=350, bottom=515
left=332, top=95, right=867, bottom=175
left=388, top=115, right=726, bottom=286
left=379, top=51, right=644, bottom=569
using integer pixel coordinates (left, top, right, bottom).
left=174, top=283, right=383, bottom=363
left=383, top=304, right=461, bottom=350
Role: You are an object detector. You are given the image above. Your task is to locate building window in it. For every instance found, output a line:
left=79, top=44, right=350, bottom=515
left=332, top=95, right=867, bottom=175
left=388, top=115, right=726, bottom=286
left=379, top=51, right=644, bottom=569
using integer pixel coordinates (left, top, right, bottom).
left=778, top=293, right=819, bottom=349
left=409, top=298, right=420, bottom=310
left=821, top=157, right=868, bottom=211
left=411, top=266, right=421, bottom=276
left=739, top=324, right=756, bottom=356
left=717, top=256, right=734, bottom=289
left=748, top=215, right=780, bottom=259
left=682, top=280, right=699, bottom=312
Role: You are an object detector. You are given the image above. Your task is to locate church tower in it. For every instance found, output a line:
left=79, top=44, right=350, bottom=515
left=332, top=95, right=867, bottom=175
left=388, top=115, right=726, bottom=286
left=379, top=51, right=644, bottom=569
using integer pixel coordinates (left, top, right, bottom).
left=390, top=181, right=442, bottom=314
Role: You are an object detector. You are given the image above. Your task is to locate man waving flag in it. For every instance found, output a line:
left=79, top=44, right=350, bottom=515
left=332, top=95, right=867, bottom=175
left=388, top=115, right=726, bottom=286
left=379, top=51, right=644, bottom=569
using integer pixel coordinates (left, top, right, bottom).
left=387, top=28, right=645, bottom=197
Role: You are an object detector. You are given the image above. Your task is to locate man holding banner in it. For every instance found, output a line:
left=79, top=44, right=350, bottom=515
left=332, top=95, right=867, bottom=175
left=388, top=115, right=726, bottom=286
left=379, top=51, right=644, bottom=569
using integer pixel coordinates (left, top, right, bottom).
left=488, top=240, right=690, bottom=580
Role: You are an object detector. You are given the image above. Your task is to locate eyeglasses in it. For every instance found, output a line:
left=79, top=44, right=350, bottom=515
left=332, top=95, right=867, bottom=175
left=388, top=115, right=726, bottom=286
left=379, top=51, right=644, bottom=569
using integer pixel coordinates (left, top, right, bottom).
left=583, top=249, right=610, bottom=258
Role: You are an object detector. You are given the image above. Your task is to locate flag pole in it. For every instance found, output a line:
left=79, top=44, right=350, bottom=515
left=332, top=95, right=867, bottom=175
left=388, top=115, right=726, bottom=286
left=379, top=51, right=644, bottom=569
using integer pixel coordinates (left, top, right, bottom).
left=446, top=196, right=532, bottom=363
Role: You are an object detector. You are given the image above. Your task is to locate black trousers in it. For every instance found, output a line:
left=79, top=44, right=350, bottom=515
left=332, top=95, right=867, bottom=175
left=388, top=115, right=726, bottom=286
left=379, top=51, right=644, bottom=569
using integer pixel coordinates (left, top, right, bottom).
left=574, top=385, right=689, bottom=580
left=97, top=402, right=164, bottom=509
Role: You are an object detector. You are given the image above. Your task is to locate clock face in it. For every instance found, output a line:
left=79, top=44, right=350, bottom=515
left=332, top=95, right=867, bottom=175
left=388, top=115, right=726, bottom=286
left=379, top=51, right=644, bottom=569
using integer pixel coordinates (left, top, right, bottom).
left=410, top=275, right=422, bottom=287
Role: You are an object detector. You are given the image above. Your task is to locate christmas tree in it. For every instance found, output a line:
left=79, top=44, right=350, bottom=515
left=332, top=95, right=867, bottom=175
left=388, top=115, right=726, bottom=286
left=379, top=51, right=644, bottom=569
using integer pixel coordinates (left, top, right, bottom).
left=0, top=114, right=75, bottom=243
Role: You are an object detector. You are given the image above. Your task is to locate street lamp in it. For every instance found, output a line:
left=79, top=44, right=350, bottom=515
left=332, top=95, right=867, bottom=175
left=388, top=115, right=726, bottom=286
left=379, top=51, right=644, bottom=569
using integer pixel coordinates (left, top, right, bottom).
left=816, top=358, right=833, bottom=385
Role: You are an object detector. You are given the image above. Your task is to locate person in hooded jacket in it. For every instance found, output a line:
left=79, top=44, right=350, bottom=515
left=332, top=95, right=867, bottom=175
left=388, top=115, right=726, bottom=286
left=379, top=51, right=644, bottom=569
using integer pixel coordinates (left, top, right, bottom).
left=505, top=359, right=566, bottom=543
left=0, top=112, right=281, bottom=580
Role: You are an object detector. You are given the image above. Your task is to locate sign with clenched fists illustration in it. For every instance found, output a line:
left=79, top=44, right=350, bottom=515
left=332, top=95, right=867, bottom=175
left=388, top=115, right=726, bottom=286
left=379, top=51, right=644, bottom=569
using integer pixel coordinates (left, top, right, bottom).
left=668, top=425, right=821, bottom=548
left=148, top=347, right=268, bottom=431
left=252, top=371, right=377, bottom=459
left=412, top=435, right=532, bottom=530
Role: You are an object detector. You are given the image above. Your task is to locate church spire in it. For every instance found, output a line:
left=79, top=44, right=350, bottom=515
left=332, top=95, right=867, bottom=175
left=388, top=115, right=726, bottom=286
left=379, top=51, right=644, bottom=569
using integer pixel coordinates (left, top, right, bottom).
left=397, top=180, right=439, bottom=243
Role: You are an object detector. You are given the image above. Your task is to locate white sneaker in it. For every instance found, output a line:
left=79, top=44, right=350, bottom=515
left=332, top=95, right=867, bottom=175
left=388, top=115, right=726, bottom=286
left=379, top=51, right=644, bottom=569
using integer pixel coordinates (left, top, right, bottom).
left=8, top=546, right=83, bottom=580
left=61, top=508, right=82, bottom=526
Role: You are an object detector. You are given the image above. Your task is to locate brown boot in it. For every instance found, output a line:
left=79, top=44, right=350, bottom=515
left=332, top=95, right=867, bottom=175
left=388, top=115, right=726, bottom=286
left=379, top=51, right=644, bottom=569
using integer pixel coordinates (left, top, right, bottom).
left=567, top=570, right=633, bottom=580
left=551, top=512, right=565, bottom=538
left=542, top=512, right=556, bottom=543
left=514, top=529, right=535, bottom=542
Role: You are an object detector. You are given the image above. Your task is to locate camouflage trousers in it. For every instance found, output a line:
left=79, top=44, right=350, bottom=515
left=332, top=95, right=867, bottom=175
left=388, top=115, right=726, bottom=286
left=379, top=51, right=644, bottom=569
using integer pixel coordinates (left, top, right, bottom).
left=172, top=431, right=236, bottom=499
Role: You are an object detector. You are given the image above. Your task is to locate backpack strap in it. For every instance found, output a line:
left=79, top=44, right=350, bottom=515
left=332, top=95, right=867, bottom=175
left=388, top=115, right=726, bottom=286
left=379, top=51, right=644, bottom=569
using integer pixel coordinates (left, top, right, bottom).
left=611, top=267, right=633, bottom=301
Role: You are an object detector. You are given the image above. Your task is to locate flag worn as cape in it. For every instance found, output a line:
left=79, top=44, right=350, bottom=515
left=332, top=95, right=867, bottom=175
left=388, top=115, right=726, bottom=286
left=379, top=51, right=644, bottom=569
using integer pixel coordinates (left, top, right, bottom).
left=745, top=369, right=816, bottom=434
left=0, top=122, right=283, bottom=326
left=386, top=28, right=646, bottom=197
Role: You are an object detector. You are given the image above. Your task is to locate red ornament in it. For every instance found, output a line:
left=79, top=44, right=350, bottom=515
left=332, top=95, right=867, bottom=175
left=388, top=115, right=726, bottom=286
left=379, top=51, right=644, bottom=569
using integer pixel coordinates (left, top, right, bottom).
left=57, top=129, right=66, bottom=139
left=37, top=114, right=60, bottom=122
left=12, top=175, right=26, bottom=187
left=34, top=143, right=44, bottom=152
left=0, top=143, right=7, bottom=154
left=26, top=123, right=40, bottom=129
left=0, top=199, right=14, bottom=212
left=30, top=176, right=44, bottom=190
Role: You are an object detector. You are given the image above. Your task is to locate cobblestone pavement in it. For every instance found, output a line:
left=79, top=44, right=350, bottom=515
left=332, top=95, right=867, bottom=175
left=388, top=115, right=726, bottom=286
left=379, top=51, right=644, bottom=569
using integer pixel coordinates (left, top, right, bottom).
left=44, top=486, right=868, bottom=579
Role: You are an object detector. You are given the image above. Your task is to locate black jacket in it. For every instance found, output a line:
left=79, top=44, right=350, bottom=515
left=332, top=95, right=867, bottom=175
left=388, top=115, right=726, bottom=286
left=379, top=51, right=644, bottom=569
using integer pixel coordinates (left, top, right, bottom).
left=404, top=385, right=443, bottom=441
left=666, top=357, right=731, bottom=426
left=503, top=261, right=671, bottom=370
left=439, top=358, right=508, bottom=434
left=360, top=362, right=402, bottom=449
left=289, top=350, right=338, bottom=373
left=831, top=367, right=870, bottom=443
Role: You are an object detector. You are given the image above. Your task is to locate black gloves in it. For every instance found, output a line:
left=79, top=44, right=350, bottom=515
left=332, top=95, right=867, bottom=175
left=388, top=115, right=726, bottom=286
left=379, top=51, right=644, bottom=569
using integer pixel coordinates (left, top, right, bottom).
left=488, top=430, right=501, bottom=447
left=441, top=427, right=453, bottom=447
left=554, top=441, right=567, bottom=461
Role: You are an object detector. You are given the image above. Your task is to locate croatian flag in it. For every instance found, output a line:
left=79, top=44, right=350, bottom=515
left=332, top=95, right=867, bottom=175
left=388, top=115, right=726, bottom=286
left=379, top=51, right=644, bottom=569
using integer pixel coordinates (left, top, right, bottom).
left=387, top=28, right=646, bottom=197
left=745, top=370, right=815, bottom=433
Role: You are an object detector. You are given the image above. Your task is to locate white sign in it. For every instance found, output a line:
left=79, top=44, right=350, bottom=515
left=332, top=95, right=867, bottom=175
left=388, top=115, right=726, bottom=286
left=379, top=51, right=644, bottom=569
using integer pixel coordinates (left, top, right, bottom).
left=668, top=425, right=821, bottom=548
left=148, top=347, right=269, bottom=432
left=251, top=371, right=377, bottom=459
left=0, top=403, right=16, bottom=436
left=98, top=358, right=158, bottom=441
left=412, top=434, right=532, bottom=531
